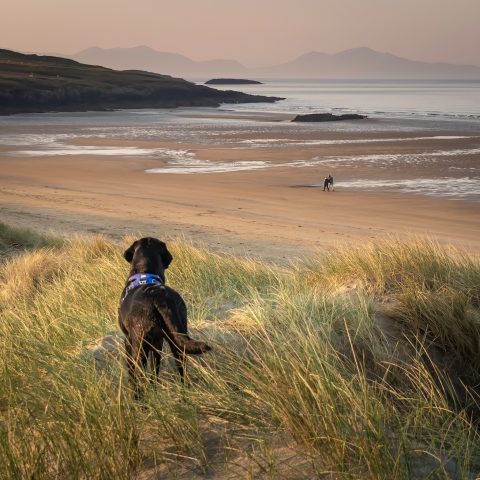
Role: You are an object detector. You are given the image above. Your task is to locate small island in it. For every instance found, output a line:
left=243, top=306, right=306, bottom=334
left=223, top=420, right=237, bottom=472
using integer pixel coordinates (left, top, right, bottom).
left=292, top=113, right=367, bottom=122
left=205, top=78, right=263, bottom=85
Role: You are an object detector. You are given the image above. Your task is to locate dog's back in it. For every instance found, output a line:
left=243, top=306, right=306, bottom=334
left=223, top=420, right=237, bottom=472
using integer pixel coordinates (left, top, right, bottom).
left=119, top=283, right=188, bottom=343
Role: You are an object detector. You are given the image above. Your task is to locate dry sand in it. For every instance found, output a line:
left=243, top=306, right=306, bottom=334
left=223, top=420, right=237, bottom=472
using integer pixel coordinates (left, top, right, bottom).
left=1, top=120, right=479, bottom=263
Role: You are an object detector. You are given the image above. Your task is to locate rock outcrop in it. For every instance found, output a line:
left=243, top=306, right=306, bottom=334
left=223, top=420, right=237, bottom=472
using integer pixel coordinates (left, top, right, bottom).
left=205, top=78, right=263, bottom=85
left=292, top=113, right=367, bottom=122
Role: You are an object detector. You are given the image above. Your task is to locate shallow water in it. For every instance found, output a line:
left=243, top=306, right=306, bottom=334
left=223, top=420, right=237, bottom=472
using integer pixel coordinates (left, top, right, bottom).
left=235, top=135, right=477, bottom=148
left=325, top=177, right=480, bottom=201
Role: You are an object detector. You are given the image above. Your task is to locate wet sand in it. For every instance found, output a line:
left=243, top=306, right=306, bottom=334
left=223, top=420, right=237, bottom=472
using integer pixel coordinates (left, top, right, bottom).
left=1, top=116, right=479, bottom=262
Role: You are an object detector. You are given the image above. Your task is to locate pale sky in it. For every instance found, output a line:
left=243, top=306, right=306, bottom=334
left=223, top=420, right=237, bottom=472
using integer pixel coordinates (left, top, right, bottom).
left=2, top=0, right=479, bottom=67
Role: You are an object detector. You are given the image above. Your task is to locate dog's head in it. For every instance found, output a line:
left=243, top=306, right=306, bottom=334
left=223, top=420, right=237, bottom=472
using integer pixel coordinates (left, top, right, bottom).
left=123, top=237, right=173, bottom=276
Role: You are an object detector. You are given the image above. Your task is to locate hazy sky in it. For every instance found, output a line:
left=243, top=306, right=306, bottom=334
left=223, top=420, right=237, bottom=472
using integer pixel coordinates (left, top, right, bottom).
left=2, top=0, right=479, bottom=66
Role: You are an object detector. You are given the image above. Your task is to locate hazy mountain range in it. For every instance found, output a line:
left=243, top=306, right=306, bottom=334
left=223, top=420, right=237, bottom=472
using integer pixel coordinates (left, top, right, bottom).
left=73, top=46, right=247, bottom=79
left=67, top=46, right=480, bottom=80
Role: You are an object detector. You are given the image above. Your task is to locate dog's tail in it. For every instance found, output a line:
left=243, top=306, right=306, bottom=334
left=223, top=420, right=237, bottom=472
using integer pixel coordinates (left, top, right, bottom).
left=154, top=303, right=211, bottom=355
left=170, top=333, right=211, bottom=355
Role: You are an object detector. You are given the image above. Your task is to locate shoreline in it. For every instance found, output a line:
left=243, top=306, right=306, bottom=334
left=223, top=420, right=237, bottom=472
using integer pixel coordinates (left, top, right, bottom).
left=1, top=110, right=479, bottom=262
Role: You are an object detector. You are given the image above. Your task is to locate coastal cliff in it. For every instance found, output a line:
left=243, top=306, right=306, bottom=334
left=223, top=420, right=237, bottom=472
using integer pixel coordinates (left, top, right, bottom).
left=0, top=49, right=282, bottom=115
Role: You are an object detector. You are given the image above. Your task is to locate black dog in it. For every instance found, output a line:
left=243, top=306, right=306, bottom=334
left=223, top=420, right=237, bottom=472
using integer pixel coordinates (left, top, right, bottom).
left=119, top=237, right=211, bottom=385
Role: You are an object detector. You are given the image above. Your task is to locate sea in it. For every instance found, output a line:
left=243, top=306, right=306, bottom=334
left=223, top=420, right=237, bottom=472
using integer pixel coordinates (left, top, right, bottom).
left=212, top=79, right=480, bottom=120
left=1, top=80, right=479, bottom=200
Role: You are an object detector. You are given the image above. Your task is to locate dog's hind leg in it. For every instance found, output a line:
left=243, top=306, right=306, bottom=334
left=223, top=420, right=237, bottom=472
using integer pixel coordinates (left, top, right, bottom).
left=150, top=338, right=164, bottom=380
left=124, top=338, right=136, bottom=383
left=167, top=339, right=187, bottom=383
left=125, top=336, right=148, bottom=395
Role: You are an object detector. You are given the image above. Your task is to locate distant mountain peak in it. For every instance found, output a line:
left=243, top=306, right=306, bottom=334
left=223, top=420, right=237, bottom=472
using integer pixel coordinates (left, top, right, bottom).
left=342, top=46, right=377, bottom=53
left=335, top=47, right=386, bottom=58
left=77, top=46, right=103, bottom=53
left=299, top=51, right=327, bottom=58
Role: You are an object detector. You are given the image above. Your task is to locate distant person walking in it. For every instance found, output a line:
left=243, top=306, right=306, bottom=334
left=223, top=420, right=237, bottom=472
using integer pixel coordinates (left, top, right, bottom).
left=323, top=176, right=330, bottom=191
left=328, top=174, right=334, bottom=191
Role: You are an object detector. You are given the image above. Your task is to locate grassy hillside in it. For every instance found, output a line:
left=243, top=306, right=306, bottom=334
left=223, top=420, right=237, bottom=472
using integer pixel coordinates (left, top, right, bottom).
left=0, top=49, right=282, bottom=114
left=0, top=222, right=479, bottom=479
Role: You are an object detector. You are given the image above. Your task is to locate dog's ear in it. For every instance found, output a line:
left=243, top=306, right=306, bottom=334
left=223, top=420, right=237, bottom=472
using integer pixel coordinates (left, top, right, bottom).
left=160, top=242, right=173, bottom=269
left=123, top=240, right=139, bottom=263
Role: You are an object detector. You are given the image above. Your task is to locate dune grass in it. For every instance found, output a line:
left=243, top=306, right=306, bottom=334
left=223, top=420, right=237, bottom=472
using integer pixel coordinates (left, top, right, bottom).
left=0, top=223, right=479, bottom=479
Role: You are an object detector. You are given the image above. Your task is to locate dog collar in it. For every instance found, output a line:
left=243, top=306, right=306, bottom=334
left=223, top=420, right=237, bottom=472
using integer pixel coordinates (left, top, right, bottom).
left=121, top=273, right=163, bottom=303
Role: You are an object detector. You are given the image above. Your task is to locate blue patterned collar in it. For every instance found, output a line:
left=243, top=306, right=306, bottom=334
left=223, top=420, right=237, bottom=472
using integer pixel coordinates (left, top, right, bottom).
left=121, top=273, right=163, bottom=303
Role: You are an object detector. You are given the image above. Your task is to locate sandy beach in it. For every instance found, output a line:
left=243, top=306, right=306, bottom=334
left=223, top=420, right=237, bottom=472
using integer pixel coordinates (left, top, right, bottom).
left=1, top=111, right=479, bottom=262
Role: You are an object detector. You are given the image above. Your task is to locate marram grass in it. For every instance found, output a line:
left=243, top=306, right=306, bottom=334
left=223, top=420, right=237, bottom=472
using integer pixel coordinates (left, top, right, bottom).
left=0, top=223, right=479, bottom=479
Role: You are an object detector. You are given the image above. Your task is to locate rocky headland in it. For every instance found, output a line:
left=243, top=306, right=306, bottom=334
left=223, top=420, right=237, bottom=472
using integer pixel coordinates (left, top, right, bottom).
left=0, top=50, right=281, bottom=115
